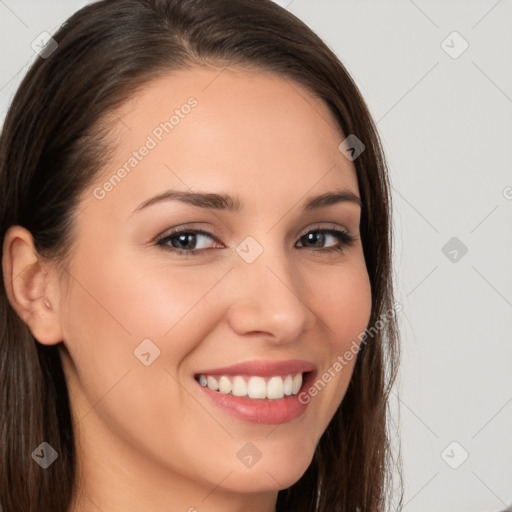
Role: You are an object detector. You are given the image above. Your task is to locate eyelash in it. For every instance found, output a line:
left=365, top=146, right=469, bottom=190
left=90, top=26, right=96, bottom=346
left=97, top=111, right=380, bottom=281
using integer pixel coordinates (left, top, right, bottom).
left=155, top=225, right=356, bottom=257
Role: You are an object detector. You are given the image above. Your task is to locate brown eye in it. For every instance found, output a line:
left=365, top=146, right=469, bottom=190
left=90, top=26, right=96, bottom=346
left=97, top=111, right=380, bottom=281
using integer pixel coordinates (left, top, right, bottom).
left=157, top=228, right=221, bottom=256
left=296, top=228, right=355, bottom=253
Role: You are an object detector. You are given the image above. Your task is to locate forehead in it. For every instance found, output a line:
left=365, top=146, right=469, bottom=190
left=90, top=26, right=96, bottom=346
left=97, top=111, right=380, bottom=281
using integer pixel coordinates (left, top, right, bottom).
left=83, top=65, right=358, bottom=216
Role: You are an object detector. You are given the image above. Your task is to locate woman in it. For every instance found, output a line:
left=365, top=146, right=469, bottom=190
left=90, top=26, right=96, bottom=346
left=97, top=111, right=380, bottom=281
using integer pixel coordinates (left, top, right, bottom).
left=0, top=1, right=402, bottom=511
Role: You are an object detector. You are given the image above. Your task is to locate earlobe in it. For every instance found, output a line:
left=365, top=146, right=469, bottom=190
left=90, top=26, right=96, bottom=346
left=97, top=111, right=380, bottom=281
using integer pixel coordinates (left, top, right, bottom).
left=2, top=225, right=63, bottom=346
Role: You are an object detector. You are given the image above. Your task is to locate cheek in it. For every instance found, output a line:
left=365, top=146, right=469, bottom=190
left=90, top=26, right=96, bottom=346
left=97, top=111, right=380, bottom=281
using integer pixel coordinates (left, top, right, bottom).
left=312, top=260, right=372, bottom=348
left=303, top=259, right=372, bottom=425
left=59, top=248, right=233, bottom=429
left=107, top=260, right=231, bottom=359
left=62, top=246, right=229, bottom=349
left=59, top=251, right=236, bottom=475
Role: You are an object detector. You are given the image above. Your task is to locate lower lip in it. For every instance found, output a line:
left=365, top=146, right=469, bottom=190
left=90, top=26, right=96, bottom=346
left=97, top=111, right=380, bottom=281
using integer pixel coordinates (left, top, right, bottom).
left=196, top=373, right=312, bottom=425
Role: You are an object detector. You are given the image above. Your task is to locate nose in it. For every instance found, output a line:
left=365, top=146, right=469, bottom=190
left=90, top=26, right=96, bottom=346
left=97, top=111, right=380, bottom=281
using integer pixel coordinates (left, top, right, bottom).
left=225, top=249, right=316, bottom=344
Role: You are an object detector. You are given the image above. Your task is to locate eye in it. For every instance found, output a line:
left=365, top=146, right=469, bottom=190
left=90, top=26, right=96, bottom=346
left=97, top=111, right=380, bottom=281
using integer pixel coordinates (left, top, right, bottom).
left=156, top=224, right=356, bottom=257
left=295, top=226, right=355, bottom=253
left=156, top=228, right=221, bottom=256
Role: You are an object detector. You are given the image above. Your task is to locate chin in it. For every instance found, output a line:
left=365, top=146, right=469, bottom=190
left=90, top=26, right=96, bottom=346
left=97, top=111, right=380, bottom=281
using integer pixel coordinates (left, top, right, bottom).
left=225, top=453, right=314, bottom=493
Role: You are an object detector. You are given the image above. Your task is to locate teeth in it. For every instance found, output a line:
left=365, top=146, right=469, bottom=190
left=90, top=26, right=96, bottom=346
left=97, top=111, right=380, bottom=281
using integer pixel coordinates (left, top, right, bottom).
left=283, top=375, right=293, bottom=396
left=248, top=376, right=266, bottom=399
left=232, top=376, right=247, bottom=396
left=267, top=376, right=284, bottom=399
left=197, top=373, right=304, bottom=399
left=292, top=374, right=302, bottom=394
left=207, top=376, right=219, bottom=391
left=218, top=376, right=232, bottom=394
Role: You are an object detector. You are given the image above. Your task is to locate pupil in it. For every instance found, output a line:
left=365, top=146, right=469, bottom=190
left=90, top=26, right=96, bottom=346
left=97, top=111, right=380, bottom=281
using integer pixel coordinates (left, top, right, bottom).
left=306, top=232, right=324, bottom=247
left=173, top=233, right=195, bottom=250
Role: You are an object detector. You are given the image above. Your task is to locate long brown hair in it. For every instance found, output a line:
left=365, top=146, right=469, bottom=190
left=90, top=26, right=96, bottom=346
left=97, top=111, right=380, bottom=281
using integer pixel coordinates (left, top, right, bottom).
left=0, top=1, right=402, bottom=510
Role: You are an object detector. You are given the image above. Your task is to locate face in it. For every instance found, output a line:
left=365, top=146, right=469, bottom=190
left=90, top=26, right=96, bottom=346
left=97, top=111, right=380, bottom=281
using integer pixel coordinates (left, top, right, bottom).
left=54, top=66, right=372, bottom=505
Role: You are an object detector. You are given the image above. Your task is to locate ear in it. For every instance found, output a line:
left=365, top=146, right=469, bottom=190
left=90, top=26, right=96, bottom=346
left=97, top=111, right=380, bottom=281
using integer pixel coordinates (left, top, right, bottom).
left=2, top=225, right=63, bottom=345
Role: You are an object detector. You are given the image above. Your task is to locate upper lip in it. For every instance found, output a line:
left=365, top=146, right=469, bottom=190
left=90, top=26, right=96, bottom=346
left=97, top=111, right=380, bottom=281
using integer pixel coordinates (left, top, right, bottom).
left=194, top=359, right=317, bottom=377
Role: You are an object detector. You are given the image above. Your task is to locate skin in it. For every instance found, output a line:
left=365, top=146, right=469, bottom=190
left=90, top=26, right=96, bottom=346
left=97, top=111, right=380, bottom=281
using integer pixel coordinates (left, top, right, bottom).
left=2, top=66, right=372, bottom=512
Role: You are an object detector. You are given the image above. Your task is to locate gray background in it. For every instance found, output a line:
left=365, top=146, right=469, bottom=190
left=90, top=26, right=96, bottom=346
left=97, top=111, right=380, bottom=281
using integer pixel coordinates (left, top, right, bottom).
left=1, top=1, right=511, bottom=510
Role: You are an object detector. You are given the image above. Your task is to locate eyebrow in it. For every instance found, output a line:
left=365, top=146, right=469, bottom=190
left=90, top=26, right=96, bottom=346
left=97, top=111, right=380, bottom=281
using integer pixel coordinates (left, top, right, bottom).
left=132, top=188, right=362, bottom=214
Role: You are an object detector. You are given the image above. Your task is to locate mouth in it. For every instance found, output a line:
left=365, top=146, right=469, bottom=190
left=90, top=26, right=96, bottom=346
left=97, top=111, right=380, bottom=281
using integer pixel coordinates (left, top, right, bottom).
left=193, top=371, right=314, bottom=400
left=192, top=361, right=317, bottom=425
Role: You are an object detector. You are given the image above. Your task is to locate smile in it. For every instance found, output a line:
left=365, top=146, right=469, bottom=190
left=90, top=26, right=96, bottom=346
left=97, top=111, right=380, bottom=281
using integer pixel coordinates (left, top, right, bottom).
left=195, top=373, right=304, bottom=400
left=193, top=361, right=317, bottom=425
